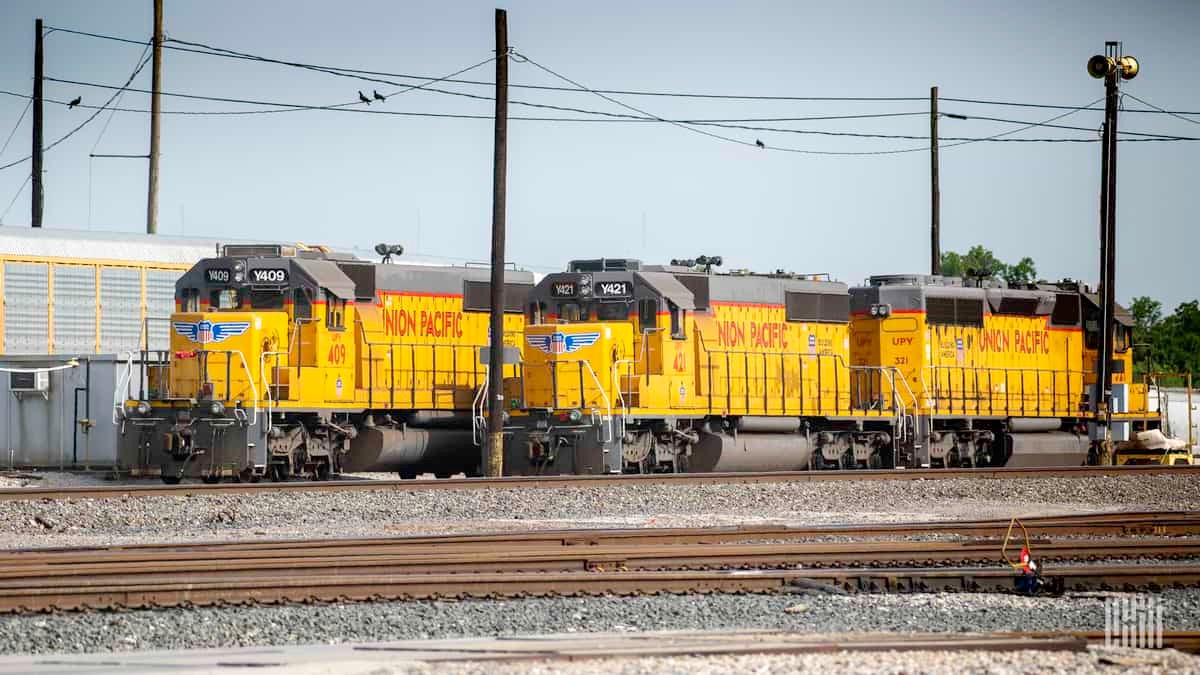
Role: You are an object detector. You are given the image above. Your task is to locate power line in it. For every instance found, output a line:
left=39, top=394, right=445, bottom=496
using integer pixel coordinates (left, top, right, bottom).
left=1123, top=93, right=1200, bottom=126
left=0, top=46, right=152, bottom=172
left=38, top=80, right=932, bottom=126
left=0, top=99, right=33, bottom=159
left=7, top=86, right=1197, bottom=147
left=46, top=25, right=1200, bottom=117
left=0, top=175, right=31, bottom=224
left=941, top=112, right=1197, bottom=140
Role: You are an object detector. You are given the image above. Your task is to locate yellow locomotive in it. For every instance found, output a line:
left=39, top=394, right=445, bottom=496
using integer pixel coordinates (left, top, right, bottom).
left=504, top=260, right=1160, bottom=474
left=117, top=244, right=532, bottom=483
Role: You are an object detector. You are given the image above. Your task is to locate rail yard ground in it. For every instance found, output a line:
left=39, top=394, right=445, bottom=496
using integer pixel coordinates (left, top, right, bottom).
left=0, top=471, right=1197, bottom=548
left=0, top=471, right=1196, bottom=673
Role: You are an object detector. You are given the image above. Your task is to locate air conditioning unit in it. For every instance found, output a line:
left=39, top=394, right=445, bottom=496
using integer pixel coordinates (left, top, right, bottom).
left=10, top=371, right=50, bottom=393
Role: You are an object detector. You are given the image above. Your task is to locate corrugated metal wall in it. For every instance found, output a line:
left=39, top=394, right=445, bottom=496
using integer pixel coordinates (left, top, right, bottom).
left=99, top=267, right=142, bottom=354
left=4, top=262, right=49, bottom=354
left=53, top=264, right=97, bottom=354
left=1, top=258, right=189, bottom=356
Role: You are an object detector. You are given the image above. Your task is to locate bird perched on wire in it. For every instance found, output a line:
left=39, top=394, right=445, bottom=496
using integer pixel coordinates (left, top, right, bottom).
left=755, top=139, right=765, bottom=149
left=68, top=96, right=82, bottom=109
left=373, top=90, right=386, bottom=102
left=358, top=90, right=371, bottom=105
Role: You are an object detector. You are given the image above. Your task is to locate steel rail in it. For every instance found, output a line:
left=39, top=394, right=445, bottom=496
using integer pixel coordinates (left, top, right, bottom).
left=2, top=464, right=1197, bottom=502
left=6, top=511, right=1199, bottom=563
left=1, top=564, right=1198, bottom=613
left=0, top=539, right=1194, bottom=584
left=4, top=509, right=1195, bottom=557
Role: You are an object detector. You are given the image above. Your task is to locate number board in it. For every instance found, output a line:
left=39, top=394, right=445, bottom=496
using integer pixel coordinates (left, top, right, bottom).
left=550, top=281, right=577, bottom=298
left=249, top=268, right=289, bottom=284
left=593, top=281, right=631, bottom=298
left=205, top=268, right=231, bottom=284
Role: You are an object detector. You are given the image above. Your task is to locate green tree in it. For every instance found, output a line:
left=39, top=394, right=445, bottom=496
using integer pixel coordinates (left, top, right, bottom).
left=939, top=245, right=1038, bottom=286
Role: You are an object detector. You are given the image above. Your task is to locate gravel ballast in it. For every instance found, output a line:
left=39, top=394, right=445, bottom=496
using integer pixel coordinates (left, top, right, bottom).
left=1, top=473, right=1197, bottom=548
left=2, top=589, right=1198, bottom=656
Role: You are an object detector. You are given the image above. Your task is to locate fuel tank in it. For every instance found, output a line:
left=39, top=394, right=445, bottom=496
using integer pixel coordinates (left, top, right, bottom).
left=691, top=431, right=814, bottom=472
left=344, top=426, right=476, bottom=474
left=1003, top=431, right=1088, bottom=467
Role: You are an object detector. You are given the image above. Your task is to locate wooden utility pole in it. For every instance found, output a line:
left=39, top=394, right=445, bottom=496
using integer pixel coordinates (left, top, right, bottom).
left=146, top=0, right=163, bottom=234
left=929, top=86, right=940, bottom=275
left=485, top=8, right=509, bottom=477
left=31, top=18, right=44, bottom=229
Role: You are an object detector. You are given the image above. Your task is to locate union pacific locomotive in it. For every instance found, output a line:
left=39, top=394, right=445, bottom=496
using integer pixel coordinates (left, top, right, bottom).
left=503, top=258, right=1159, bottom=474
left=117, top=244, right=532, bottom=483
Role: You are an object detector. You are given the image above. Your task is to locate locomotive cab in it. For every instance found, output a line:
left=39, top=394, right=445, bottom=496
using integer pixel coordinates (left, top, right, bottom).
left=515, top=259, right=695, bottom=474
left=119, top=244, right=361, bottom=483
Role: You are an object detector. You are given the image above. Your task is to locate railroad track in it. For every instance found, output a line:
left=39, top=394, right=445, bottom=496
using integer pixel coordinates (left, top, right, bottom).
left=2, top=464, right=1197, bottom=501
left=1, top=510, right=1196, bottom=613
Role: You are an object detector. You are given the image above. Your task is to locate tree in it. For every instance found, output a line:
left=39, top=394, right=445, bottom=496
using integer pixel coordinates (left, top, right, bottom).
left=1133, top=298, right=1200, bottom=382
left=939, top=245, right=1038, bottom=286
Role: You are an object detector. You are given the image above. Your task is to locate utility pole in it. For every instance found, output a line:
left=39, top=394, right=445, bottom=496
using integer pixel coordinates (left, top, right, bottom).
left=31, top=18, right=44, bottom=229
left=485, top=8, right=509, bottom=477
left=930, top=86, right=940, bottom=275
left=146, top=0, right=163, bottom=235
left=1087, top=43, right=1138, bottom=462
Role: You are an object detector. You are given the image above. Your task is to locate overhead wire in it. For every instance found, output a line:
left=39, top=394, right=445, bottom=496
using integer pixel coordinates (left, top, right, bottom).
left=0, top=175, right=31, bottom=224
left=46, top=25, right=1200, bottom=118
left=0, top=45, right=152, bottom=172
left=1123, top=93, right=1200, bottom=126
left=0, top=99, right=33, bottom=159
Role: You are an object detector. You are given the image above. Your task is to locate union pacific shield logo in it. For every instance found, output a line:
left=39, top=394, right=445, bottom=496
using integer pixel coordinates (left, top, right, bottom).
left=174, top=320, right=250, bottom=345
left=527, top=331, right=600, bottom=355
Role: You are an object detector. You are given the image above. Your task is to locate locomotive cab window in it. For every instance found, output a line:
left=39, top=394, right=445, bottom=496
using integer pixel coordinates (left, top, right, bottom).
left=181, top=288, right=200, bottom=312
left=669, top=301, right=686, bottom=339
left=558, top=302, right=582, bottom=323
left=1115, top=324, right=1131, bottom=353
left=639, top=299, right=658, bottom=331
left=596, top=302, right=629, bottom=321
left=250, top=289, right=285, bottom=311
left=325, top=291, right=345, bottom=330
left=210, top=288, right=242, bottom=311
left=293, top=289, right=313, bottom=320
left=529, top=301, right=546, bottom=325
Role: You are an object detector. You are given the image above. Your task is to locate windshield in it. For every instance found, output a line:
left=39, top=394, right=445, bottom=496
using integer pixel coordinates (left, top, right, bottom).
left=554, top=301, right=632, bottom=323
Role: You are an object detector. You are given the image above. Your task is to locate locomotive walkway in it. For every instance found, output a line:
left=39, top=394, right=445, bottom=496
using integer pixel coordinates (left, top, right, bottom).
left=0, top=510, right=1195, bottom=613
left=0, top=464, right=1196, bottom=502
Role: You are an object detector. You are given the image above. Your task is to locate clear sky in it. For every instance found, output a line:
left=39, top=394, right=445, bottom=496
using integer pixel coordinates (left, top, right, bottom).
left=0, top=0, right=1196, bottom=309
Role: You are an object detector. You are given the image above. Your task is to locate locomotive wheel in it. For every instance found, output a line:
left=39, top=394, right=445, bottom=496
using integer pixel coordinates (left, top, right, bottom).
left=868, top=453, right=882, bottom=470
left=315, top=462, right=332, bottom=481
left=839, top=451, right=856, bottom=470
left=202, top=474, right=220, bottom=484
left=269, top=463, right=291, bottom=483
left=161, top=475, right=181, bottom=485
left=399, top=470, right=418, bottom=480
left=235, top=468, right=261, bottom=484
left=434, top=472, right=453, bottom=479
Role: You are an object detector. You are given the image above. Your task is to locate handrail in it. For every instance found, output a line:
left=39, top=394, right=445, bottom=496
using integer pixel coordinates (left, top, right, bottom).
left=112, top=350, right=135, bottom=424
left=920, top=363, right=1089, bottom=417
left=471, top=368, right=489, bottom=446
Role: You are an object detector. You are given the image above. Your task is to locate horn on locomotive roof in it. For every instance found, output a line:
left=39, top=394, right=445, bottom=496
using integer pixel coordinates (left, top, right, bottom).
left=671, top=255, right=723, bottom=273
left=375, top=243, right=405, bottom=264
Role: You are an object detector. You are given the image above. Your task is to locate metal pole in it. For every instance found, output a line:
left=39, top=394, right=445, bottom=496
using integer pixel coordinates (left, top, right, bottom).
left=146, top=0, right=163, bottom=235
left=485, top=8, right=509, bottom=477
left=31, top=18, right=44, bottom=229
left=1098, top=69, right=1119, bottom=424
left=1188, top=372, right=1194, bottom=452
left=930, top=86, right=940, bottom=275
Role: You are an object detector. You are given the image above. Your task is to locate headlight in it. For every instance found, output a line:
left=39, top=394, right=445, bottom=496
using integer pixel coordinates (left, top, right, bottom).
left=209, top=401, right=225, bottom=417
left=568, top=409, right=583, bottom=423
left=136, top=401, right=151, bottom=416
left=234, top=271, right=245, bottom=283
left=870, top=305, right=880, bottom=317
